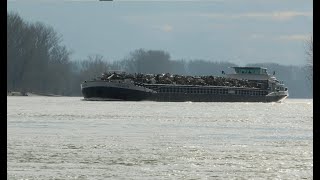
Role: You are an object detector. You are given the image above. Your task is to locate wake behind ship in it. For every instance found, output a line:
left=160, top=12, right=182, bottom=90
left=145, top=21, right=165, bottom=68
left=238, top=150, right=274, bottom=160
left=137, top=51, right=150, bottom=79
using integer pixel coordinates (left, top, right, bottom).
left=81, top=67, right=288, bottom=102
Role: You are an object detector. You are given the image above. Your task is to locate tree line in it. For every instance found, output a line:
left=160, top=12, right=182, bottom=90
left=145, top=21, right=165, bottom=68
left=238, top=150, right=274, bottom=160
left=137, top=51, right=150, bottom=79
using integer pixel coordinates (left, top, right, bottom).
left=7, top=11, right=312, bottom=98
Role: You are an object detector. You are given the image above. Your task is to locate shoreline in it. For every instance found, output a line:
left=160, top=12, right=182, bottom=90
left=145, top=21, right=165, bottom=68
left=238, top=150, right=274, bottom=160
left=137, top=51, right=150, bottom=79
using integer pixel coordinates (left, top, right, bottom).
left=7, top=91, right=63, bottom=97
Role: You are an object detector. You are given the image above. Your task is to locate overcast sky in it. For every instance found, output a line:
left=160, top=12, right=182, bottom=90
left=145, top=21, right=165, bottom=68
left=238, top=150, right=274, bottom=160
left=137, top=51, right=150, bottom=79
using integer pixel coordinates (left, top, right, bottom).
left=8, top=0, right=312, bottom=66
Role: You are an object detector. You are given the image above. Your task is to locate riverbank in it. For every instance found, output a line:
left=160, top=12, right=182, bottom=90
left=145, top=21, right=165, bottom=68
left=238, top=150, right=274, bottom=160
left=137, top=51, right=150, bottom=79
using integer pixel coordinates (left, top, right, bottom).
left=7, top=91, right=27, bottom=96
left=7, top=91, right=63, bottom=97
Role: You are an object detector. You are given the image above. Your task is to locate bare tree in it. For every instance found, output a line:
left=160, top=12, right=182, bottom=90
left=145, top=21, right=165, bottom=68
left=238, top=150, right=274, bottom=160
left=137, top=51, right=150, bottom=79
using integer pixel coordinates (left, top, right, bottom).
left=187, top=60, right=236, bottom=76
left=7, top=11, right=73, bottom=95
left=79, top=54, right=110, bottom=81
left=7, top=12, right=28, bottom=91
left=306, top=36, right=313, bottom=84
left=123, top=49, right=171, bottom=74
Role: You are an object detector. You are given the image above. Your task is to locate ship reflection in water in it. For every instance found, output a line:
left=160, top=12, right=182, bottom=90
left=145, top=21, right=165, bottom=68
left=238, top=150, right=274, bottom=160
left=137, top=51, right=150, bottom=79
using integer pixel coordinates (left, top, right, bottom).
left=81, top=67, right=288, bottom=102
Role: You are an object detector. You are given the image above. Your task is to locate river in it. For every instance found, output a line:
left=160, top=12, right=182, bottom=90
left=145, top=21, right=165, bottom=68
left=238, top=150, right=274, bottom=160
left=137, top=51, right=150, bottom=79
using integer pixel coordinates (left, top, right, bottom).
left=7, top=97, right=313, bottom=179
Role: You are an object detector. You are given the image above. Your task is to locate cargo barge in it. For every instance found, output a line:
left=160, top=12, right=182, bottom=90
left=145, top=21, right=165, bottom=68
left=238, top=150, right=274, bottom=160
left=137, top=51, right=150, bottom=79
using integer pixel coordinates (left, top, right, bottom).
left=81, top=67, right=288, bottom=102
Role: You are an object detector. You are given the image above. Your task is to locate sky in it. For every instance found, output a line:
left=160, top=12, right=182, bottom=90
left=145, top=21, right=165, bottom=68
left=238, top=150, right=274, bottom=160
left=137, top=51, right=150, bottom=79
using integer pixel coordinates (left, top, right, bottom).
left=7, top=0, right=312, bottom=66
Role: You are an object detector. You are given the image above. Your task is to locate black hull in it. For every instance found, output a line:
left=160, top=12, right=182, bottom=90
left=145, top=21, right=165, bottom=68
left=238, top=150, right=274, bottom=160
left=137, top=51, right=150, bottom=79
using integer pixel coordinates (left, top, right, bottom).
left=82, top=86, right=286, bottom=102
left=82, top=86, right=151, bottom=101
left=147, top=93, right=287, bottom=102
